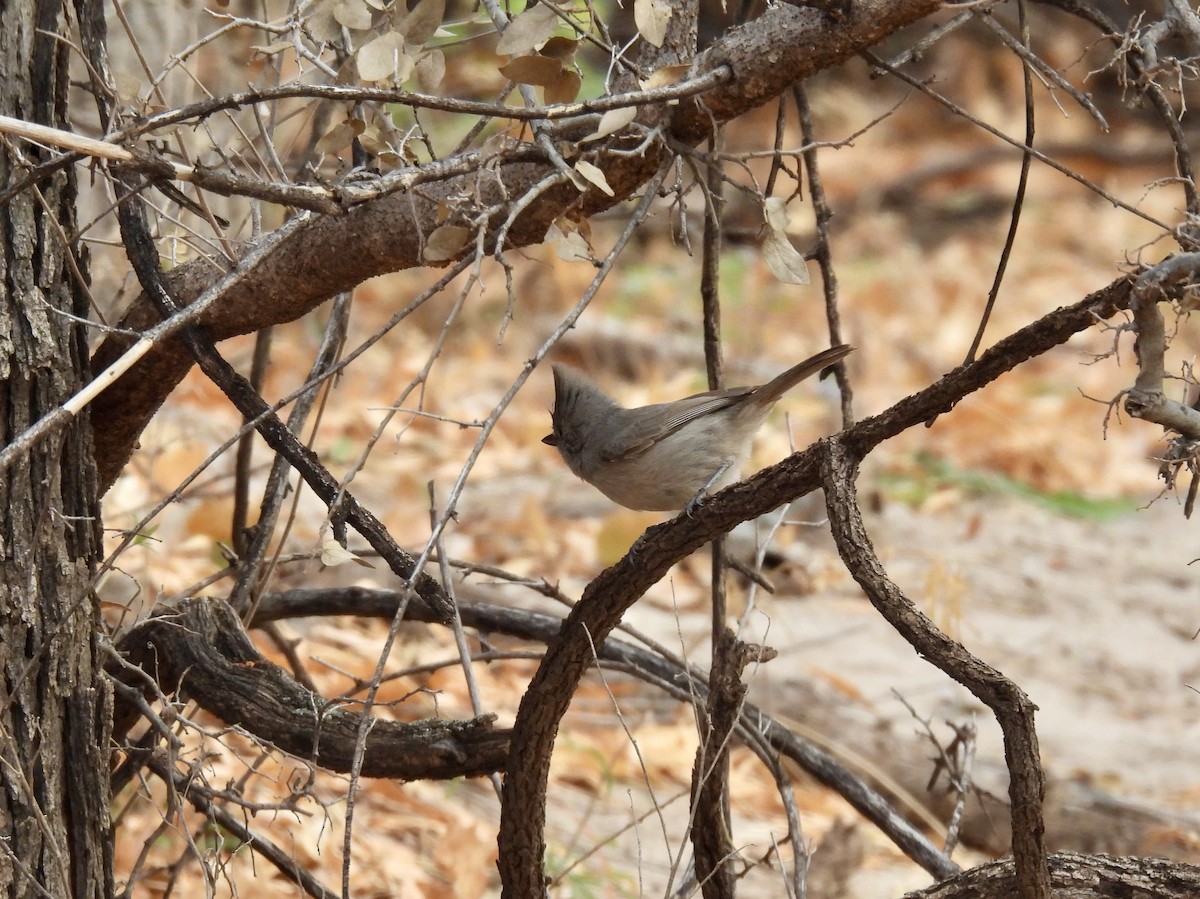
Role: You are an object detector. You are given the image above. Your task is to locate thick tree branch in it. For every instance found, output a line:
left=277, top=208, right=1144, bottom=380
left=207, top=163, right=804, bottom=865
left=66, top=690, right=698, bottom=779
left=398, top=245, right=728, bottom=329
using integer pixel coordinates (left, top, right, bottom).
left=87, top=0, right=942, bottom=491
left=111, top=597, right=509, bottom=780
left=904, top=851, right=1200, bottom=899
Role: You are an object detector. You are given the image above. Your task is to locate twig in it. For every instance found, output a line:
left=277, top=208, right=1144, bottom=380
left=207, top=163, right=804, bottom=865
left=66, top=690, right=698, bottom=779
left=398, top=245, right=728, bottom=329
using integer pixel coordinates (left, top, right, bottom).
left=963, top=0, right=1035, bottom=366
left=144, top=753, right=339, bottom=899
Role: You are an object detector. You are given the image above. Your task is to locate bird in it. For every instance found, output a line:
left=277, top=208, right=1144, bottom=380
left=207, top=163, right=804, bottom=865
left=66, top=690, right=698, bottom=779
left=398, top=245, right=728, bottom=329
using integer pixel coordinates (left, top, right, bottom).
left=542, top=344, right=853, bottom=511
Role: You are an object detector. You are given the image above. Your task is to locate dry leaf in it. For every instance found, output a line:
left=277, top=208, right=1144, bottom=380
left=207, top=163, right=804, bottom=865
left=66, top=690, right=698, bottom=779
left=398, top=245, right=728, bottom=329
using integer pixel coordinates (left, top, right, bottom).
left=396, top=0, right=445, bottom=44
left=763, top=231, right=811, bottom=285
left=358, top=31, right=413, bottom=82
left=356, top=121, right=391, bottom=155
left=763, top=195, right=791, bottom=233
left=580, top=105, right=636, bottom=142
left=761, top=197, right=809, bottom=283
left=304, top=0, right=343, bottom=43
left=314, top=120, right=356, bottom=155
left=640, top=63, right=691, bottom=91
left=539, top=35, right=579, bottom=60
left=634, top=0, right=671, bottom=47
left=574, top=160, right=614, bottom=196
left=495, top=4, right=559, bottom=56
left=498, top=54, right=563, bottom=87
left=333, top=0, right=373, bottom=30
left=416, top=48, right=446, bottom=91
left=543, top=68, right=581, bottom=104
left=549, top=223, right=592, bottom=261
left=320, top=539, right=374, bottom=568
left=424, top=224, right=470, bottom=261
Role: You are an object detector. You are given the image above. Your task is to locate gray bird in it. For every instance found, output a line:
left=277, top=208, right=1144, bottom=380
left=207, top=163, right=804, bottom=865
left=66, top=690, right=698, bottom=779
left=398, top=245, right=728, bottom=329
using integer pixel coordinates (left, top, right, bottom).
left=542, top=344, right=853, bottom=511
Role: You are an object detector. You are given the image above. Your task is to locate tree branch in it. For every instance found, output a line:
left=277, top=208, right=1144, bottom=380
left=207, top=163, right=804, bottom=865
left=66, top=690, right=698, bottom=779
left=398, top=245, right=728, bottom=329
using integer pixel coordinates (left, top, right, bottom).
left=820, top=440, right=1049, bottom=898
left=111, top=597, right=509, bottom=780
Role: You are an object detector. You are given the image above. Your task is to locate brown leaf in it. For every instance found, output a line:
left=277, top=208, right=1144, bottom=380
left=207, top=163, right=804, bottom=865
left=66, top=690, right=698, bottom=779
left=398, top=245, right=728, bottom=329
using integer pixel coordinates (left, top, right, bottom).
left=640, top=63, right=691, bottom=91
left=580, top=105, right=636, bottom=142
left=314, top=120, right=356, bottom=155
left=304, top=0, right=343, bottom=43
left=574, top=160, right=613, bottom=196
left=540, top=35, right=579, bottom=60
left=358, top=31, right=413, bottom=83
left=498, top=54, right=563, bottom=87
left=547, top=222, right=592, bottom=262
left=423, top=224, right=471, bottom=262
left=333, top=0, right=374, bottom=30
left=634, top=0, right=671, bottom=47
left=495, top=4, right=559, bottom=56
left=543, top=68, right=581, bottom=104
left=397, top=0, right=445, bottom=45
left=416, top=48, right=446, bottom=91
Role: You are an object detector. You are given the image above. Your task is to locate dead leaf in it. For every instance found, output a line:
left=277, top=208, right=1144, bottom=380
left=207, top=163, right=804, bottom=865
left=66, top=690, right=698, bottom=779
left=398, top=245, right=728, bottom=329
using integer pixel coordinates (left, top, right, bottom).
left=761, top=197, right=810, bottom=284
left=540, top=35, right=579, bottom=60
left=396, top=0, right=445, bottom=44
left=634, top=0, right=671, bottom=47
left=333, top=0, right=373, bottom=30
left=543, top=68, right=581, bottom=104
left=314, top=120, right=356, bottom=155
left=495, top=4, right=559, bottom=56
left=763, top=230, right=811, bottom=285
left=763, top=195, right=791, bottom=233
left=424, top=224, right=471, bottom=261
left=580, top=105, right=636, bottom=142
left=304, top=0, right=343, bottom=43
left=320, top=539, right=375, bottom=568
left=358, top=31, right=413, bottom=83
left=356, top=121, right=389, bottom=155
left=416, top=48, right=446, bottom=91
left=546, top=221, right=592, bottom=262
left=498, top=54, right=563, bottom=87
left=640, top=63, right=691, bottom=91
left=574, top=160, right=614, bottom=196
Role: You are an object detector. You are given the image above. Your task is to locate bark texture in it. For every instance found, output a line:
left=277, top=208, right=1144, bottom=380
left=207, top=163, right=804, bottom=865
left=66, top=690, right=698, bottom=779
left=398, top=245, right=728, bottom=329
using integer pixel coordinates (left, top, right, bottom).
left=0, top=1, right=112, bottom=896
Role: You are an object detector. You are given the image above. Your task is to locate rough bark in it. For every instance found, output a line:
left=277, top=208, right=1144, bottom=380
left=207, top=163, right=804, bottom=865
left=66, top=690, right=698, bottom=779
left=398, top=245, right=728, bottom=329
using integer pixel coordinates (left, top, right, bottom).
left=903, top=851, right=1200, bottom=898
left=0, top=1, right=112, bottom=896
left=112, top=597, right=509, bottom=781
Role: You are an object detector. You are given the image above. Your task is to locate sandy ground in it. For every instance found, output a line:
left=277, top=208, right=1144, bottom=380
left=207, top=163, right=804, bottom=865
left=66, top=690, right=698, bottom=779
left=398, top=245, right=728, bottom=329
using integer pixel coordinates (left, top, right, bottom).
left=597, top=489, right=1200, bottom=895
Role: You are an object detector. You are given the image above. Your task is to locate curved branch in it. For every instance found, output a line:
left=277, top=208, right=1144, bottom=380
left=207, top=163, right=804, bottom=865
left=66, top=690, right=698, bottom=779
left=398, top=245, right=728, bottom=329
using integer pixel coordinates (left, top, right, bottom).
left=820, top=440, right=1049, bottom=897
left=88, top=0, right=942, bottom=490
left=111, top=597, right=509, bottom=780
left=1124, top=253, right=1200, bottom=438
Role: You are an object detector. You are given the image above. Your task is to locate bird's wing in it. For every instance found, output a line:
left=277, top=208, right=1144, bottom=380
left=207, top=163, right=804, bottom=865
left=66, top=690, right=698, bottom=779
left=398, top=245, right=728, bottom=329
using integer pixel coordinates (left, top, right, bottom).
left=600, top=388, right=753, bottom=462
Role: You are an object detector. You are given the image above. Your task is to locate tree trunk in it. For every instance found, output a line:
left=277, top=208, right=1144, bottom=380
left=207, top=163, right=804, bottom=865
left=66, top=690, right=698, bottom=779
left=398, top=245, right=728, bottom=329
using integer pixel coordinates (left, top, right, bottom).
left=0, top=1, right=112, bottom=896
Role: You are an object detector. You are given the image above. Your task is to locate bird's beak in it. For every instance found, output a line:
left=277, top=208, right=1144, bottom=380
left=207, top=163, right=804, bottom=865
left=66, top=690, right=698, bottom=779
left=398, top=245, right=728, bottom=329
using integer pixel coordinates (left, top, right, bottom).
left=541, top=433, right=558, bottom=446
